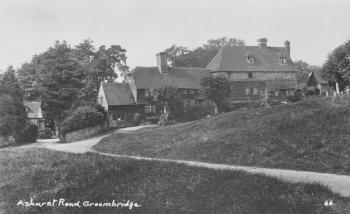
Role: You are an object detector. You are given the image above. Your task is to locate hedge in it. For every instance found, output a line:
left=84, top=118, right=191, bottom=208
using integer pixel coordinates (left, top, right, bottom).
left=21, top=123, right=38, bottom=143
left=61, top=106, right=105, bottom=134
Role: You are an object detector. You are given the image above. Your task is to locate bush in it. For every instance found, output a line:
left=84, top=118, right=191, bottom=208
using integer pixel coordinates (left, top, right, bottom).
left=21, top=123, right=38, bottom=143
left=39, top=127, right=53, bottom=139
left=61, top=106, right=105, bottom=134
left=183, top=102, right=214, bottom=121
left=133, top=113, right=141, bottom=125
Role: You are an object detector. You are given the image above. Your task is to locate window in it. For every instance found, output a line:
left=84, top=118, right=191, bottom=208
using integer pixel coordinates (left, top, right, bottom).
left=280, top=57, right=287, bottom=64
left=144, top=90, right=151, bottom=97
left=286, top=89, right=295, bottom=96
left=144, top=105, right=156, bottom=113
left=245, top=87, right=259, bottom=95
left=189, top=99, right=195, bottom=105
left=117, top=113, right=125, bottom=121
left=247, top=56, right=254, bottom=64
left=189, top=89, right=195, bottom=95
left=246, top=72, right=254, bottom=79
left=183, top=89, right=188, bottom=94
left=99, top=97, right=103, bottom=105
left=284, top=72, right=291, bottom=78
left=112, top=114, right=117, bottom=120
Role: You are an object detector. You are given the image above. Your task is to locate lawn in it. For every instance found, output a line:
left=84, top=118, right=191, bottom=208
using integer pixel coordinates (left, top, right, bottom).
left=0, top=148, right=349, bottom=213
left=94, top=96, right=350, bottom=174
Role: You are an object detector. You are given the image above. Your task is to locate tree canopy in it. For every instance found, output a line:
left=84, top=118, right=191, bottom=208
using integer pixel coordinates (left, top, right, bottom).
left=294, top=60, right=321, bottom=88
left=165, top=37, right=245, bottom=68
left=0, top=67, right=27, bottom=142
left=322, top=40, right=350, bottom=90
left=200, top=76, right=231, bottom=114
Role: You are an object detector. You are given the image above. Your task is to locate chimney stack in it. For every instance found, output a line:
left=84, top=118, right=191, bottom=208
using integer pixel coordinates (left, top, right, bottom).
left=284, top=40, right=290, bottom=56
left=258, top=38, right=268, bottom=49
left=156, top=52, right=168, bottom=73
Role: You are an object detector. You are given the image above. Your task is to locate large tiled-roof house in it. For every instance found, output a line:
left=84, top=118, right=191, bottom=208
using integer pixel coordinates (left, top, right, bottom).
left=207, top=38, right=298, bottom=103
left=98, top=38, right=298, bottom=128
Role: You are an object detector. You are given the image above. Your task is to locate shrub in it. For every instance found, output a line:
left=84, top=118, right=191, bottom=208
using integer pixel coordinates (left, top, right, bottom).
left=133, top=113, right=141, bottom=125
left=183, top=102, right=214, bottom=121
left=61, top=106, right=105, bottom=134
left=39, top=127, right=53, bottom=139
left=21, top=123, right=38, bottom=143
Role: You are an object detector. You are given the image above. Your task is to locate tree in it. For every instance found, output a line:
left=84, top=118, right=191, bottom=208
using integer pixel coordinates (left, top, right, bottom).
left=0, top=67, right=27, bottom=143
left=322, top=40, right=350, bottom=91
left=37, top=41, right=86, bottom=138
left=151, top=81, right=179, bottom=126
left=165, top=37, right=245, bottom=68
left=294, top=60, right=321, bottom=88
left=200, top=76, right=231, bottom=114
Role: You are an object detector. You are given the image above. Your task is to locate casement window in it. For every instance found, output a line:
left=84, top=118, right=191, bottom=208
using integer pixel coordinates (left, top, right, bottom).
left=246, top=72, right=255, bottom=79
left=144, top=90, right=151, bottom=97
left=117, top=113, right=125, bottom=121
left=183, top=89, right=188, bottom=94
left=286, top=89, right=295, bottom=96
left=245, top=87, right=259, bottom=95
left=279, top=57, right=287, bottom=64
left=112, top=114, right=117, bottom=120
left=189, top=99, right=195, bottom=105
left=247, top=56, right=255, bottom=64
left=98, top=97, right=103, bottom=105
left=189, top=89, right=195, bottom=95
left=284, top=72, right=291, bottom=78
left=144, top=105, right=156, bottom=113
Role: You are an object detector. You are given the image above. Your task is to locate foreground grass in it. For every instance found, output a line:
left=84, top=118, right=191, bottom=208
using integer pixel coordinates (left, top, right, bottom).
left=0, top=148, right=349, bottom=213
left=95, top=96, right=350, bottom=175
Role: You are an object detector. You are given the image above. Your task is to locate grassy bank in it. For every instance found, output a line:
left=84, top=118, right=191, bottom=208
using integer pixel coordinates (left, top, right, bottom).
left=94, top=96, right=350, bottom=174
left=0, top=148, right=348, bottom=213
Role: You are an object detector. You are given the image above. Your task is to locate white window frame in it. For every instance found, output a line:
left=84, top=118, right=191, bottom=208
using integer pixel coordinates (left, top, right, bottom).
left=284, top=72, right=291, bottom=78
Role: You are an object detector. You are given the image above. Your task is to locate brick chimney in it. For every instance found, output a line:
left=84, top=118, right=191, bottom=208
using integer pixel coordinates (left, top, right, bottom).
left=156, top=52, right=168, bottom=73
left=258, top=38, right=268, bottom=49
left=284, top=40, right=290, bottom=56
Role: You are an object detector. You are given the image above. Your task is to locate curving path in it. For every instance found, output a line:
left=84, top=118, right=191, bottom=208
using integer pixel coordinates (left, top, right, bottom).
left=4, top=125, right=350, bottom=198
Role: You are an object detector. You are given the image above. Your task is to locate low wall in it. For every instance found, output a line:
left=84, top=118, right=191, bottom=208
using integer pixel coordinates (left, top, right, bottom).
left=63, top=123, right=105, bottom=143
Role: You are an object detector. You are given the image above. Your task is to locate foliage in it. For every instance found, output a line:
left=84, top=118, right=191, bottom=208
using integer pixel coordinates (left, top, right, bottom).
left=39, top=127, right=53, bottom=139
left=95, top=97, right=350, bottom=175
left=165, top=37, right=245, bottom=67
left=21, top=123, right=38, bottom=143
left=61, top=106, right=105, bottom=134
left=294, top=60, right=321, bottom=88
left=200, top=76, right=231, bottom=114
left=183, top=101, right=214, bottom=121
left=322, top=40, right=350, bottom=90
left=0, top=149, right=347, bottom=214
left=0, top=67, right=27, bottom=143
left=151, top=81, right=179, bottom=126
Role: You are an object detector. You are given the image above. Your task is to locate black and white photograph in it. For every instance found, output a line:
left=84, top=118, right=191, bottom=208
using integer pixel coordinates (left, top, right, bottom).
left=0, top=0, right=350, bottom=213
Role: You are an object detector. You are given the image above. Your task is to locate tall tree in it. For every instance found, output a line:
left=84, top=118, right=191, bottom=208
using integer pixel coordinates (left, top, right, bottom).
left=200, top=76, right=231, bottom=114
left=165, top=37, right=245, bottom=68
left=151, top=80, right=179, bottom=126
left=0, top=67, right=27, bottom=143
left=322, top=40, right=350, bottom=90
left=37, top=41, right=85, bottom=137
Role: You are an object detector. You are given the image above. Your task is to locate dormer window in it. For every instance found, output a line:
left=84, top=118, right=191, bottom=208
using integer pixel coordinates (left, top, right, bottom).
left=247, top=56, right=255, bottom=64
left=245, top=52, right=254, bottom=64
left=279, top=57, right=287, bottom=64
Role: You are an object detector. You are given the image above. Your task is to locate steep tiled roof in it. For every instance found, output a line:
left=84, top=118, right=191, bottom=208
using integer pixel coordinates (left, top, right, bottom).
left=102, top=82, right=135, bottom=106
left=312, top=70, right=327, bottom=84
left=207, top=46, right=297, bottom=72
left=25, top=101, right=42, bottom=119
left=130, top=66, right=210, bottom=89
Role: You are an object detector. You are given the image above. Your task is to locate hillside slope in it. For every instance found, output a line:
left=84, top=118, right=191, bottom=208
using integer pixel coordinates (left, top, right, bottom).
left=95, top=96, right=350, bottom=174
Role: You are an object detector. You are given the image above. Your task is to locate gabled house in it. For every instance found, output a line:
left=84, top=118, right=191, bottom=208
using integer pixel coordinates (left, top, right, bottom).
left=207, top=38, right=298, bottom=103
left=125, top=52, right=210, bottom=119
left=25, top=101, right=45, bottom=134
left=97, top=82, right=143, bottom=128
left=307, top=70, right=332, bottom=96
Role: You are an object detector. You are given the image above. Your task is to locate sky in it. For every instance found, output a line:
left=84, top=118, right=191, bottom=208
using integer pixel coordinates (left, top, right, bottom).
left=0, top=0, right=349, bottom=73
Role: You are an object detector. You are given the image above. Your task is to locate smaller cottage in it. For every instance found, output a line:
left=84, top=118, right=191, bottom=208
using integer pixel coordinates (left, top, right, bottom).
left=307, top=71, right=332, bottom=96
left=25, top=101, right=45, bottom=134
left=97, top=82, right=144, bottom=128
